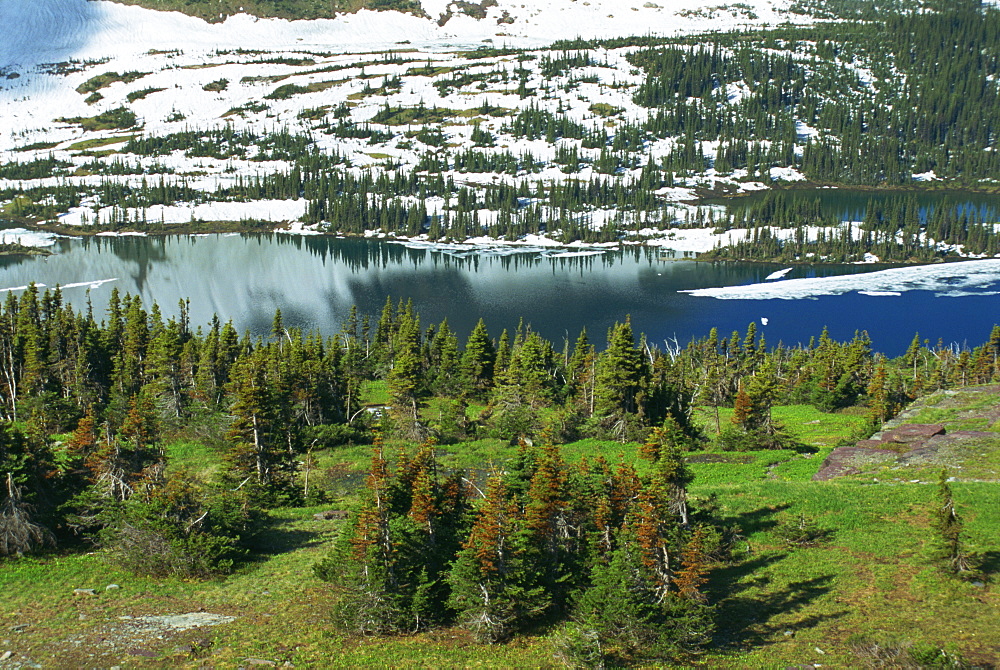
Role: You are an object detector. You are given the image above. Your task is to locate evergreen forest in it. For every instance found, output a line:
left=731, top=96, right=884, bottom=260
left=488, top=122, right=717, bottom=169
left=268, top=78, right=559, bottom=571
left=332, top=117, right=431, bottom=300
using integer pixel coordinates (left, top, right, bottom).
left=3, top=284, right=1000, bottom=665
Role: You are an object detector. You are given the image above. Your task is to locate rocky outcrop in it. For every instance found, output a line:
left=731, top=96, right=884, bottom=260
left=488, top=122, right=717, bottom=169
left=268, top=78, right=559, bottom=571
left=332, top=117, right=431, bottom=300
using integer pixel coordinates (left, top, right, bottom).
left=813, top=446, right=899, bottom=481
left=878, top=423, right=945, bottom=446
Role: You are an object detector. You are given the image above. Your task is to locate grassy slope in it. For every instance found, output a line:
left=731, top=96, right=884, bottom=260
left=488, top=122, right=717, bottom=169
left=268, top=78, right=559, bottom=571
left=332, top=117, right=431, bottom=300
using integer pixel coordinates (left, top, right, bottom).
left=3, top=400, right=999, bottom=667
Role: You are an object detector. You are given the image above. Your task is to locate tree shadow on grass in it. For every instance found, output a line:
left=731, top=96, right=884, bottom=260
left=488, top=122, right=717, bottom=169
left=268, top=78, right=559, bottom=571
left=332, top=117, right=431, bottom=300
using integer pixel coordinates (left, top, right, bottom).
left=712, top=571, right=845, bottom=650
left=790, top=442, right=820, bottom=455
left=976, top=550, right=1000, bottom=579
left=704, top=505, right=846, bottom=650
left=251, top=526, right=326, bottom=555
left=700, top=500, right=789, bottom=538
left=244, top=514, right=335, bottom=560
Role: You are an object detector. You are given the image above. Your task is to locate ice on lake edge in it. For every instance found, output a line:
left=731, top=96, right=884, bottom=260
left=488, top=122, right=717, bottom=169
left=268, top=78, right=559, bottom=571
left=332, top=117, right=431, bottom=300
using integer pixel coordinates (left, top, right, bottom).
left=680, top=259, right=1000, bottom=301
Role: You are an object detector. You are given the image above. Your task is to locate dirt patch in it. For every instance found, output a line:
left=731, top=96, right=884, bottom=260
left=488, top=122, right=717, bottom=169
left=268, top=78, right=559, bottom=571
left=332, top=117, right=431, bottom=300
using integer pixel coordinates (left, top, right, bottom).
left=49, top=611, right=236, bottom=666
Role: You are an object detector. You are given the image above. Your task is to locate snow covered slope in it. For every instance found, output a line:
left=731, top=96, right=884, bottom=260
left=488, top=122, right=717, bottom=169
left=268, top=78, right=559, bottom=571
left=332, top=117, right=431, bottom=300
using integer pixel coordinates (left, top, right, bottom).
left=1, top=0, right=798, bottom=69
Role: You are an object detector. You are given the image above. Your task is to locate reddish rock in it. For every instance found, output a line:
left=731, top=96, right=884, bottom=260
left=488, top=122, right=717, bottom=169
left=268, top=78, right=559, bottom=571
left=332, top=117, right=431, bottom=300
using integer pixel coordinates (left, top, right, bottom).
left=881, top=424, right=945, bottom=444
left=855, top=439, right=886, bottom=449
left=813, top=446, right=898, bottom=481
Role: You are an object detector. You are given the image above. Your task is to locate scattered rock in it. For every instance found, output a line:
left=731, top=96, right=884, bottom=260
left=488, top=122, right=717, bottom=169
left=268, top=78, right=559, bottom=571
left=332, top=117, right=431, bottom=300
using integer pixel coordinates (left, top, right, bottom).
left=128, top=648, right=159, bottom=658
left=243, top=658, right=277, bottom=667
left=0, top=650, right=12, bottom=661
left=119, top=612, right=236, bottom=633
left=73, top=588, right=98, bottom=597
left=106, top=584, right=121, bottom=591
left=9, top=624, right=28, bottom=633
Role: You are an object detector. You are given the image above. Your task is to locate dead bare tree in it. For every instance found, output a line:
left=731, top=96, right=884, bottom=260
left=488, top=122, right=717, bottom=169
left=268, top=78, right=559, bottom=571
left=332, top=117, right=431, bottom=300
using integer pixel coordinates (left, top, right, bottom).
left=0, top=473, right=54, bottom=556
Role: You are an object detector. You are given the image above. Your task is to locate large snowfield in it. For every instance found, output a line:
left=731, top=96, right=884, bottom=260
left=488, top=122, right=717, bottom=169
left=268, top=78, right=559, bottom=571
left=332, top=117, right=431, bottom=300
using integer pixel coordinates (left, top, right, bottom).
left=1, top=0, right=794, bottom=69
left=681, top=259, right=1000, bottom=300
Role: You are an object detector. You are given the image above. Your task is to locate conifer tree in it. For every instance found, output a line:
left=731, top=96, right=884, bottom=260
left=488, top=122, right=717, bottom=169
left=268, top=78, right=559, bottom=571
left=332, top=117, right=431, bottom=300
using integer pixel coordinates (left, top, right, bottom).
left=932, top=470, right=975, bottom=576
left=387, top=307, right=423, bottom=430
left=574, top=524, right=713, bottom=665
left=448, top=472, right=547, bottom=643
left=223, top=349, right=299, bottom=504
left=567, top=328, right=596, bottom=414
left=593, top=319, right=647, bottom=438
left=459, top=319, right=496, bottom=399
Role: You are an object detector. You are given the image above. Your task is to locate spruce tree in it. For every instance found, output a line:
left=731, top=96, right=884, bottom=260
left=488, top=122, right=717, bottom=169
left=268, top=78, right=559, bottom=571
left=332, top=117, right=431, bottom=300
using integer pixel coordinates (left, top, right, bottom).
left=459, top=318, right=495, bottom=399
left=932, top=470, right=975, bottom=576
left=593, top=318, right=647, bottom=438
left=447, top=473, right=548, bottom=643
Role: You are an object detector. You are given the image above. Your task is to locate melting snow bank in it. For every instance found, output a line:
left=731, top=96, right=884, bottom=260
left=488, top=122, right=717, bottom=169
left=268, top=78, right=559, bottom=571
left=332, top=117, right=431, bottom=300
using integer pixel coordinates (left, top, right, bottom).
left=681, top=259, right=1000, bottom=301
left=858, top=290, right=902, bottom=297
left=0, top=228, right=63, bottom=247
left=61, top=278, right=118, bottom=290
left=1, top=278, right=116, bottom=292
left=386, top=233, right=615, bottom=258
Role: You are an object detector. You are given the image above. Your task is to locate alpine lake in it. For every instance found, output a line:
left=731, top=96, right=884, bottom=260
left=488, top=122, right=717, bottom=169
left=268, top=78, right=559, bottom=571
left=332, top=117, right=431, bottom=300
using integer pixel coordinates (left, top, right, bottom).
left=4, top=188, right=1000, bottom=356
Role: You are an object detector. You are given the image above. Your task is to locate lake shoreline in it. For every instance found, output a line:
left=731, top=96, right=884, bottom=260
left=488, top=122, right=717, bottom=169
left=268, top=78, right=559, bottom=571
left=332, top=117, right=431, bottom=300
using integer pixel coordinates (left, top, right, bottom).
left=17, top=220, right=981, bottom=269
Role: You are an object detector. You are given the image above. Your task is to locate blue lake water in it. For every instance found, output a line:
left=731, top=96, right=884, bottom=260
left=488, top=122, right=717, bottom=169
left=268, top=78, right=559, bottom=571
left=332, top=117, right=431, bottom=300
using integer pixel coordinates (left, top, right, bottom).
left=0, top=233, right=998, bottom=355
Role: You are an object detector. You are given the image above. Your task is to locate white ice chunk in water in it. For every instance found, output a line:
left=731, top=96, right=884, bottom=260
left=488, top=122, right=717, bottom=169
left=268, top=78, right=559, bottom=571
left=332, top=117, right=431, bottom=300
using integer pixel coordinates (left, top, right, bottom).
left=764, top=267, right=793, bottom=281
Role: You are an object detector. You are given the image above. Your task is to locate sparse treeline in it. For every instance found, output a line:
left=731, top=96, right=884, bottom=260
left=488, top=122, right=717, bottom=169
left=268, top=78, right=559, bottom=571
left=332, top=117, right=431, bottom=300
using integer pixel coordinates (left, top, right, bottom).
left=704, top=191, right=1000, bottom=262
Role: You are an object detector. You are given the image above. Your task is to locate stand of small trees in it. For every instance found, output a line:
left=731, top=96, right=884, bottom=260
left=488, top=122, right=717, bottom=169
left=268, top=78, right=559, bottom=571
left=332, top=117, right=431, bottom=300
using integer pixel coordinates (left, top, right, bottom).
left=315, top=435, right=720, bottom=665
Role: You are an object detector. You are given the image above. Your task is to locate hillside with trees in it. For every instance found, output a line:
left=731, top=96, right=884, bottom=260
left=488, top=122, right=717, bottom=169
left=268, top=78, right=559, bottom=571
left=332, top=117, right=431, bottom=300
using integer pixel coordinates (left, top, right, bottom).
left=3, top=0, right=1000, bottom=666
left=4, top=2, right=1000, bottom=264
left=1, top=285, right=999, bottom=665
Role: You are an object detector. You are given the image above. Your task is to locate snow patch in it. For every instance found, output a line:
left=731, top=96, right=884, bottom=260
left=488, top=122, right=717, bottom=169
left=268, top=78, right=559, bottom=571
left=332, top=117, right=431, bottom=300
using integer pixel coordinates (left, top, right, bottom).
left=858, top=290, right=900, bottom=297
left=681, top=260, right=1000, bottom=301
left=0, top=228, right=63, bottom=247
